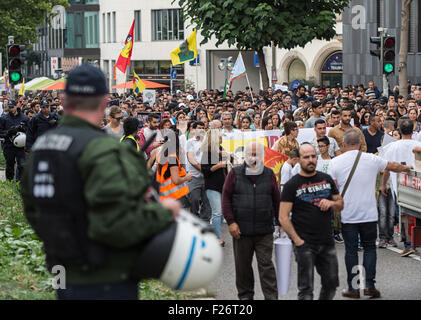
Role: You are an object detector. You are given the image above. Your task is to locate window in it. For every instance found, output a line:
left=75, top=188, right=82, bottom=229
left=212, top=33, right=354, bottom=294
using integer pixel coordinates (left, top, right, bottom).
left=84, top=12, right=99, bottom=48
left=152, top=9, right=184, bottom=41
left=112, top=12, right=116, bottom=42
left=133, top=60, right=182, bottom=75
left=103, top=60, right=110, bottom=83
left=134, top=10, right=141, bottom=41
left=409, top=0, right=417, bottom=53
left=107, top=12, right=111, bottom=43
left=102, top=13, right=105, bottom=43
left=111, top=59, right=116, bottom=88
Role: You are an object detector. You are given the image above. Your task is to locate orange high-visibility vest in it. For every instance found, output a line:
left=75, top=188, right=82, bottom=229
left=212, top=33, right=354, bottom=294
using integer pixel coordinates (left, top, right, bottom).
left=156, top=153, right=189, bottom=200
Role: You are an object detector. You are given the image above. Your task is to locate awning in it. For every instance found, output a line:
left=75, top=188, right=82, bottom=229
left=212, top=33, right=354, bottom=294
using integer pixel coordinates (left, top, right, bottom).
left=40, top=78, right=66, bottom=91
left=111, top=79, right=169, bottom=89
left=27, top=78, right=56, bottom=91
left=15, top=77, right=49, bottom=90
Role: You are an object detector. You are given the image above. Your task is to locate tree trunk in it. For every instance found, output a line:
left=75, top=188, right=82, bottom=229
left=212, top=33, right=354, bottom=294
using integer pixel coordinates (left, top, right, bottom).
left=398, top=0, right=412, bottom=100
left=258, top=48, right=270, bottom=90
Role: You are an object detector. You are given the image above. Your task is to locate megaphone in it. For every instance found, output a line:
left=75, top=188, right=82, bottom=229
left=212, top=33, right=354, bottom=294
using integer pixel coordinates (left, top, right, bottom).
left=131, top=209, right=223, bottom=291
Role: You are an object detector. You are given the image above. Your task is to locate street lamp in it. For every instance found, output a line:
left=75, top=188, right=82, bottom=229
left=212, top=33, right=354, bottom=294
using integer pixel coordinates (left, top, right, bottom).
left=218, top=56, right=233, bottom=93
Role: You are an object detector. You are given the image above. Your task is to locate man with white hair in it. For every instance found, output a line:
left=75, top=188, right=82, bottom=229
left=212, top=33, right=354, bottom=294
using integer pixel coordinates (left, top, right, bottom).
left=209, top=119, right=222, bottom=129
left=328, top=129, right=412, bottom=299
left=222, top=142, right=279, bottom=300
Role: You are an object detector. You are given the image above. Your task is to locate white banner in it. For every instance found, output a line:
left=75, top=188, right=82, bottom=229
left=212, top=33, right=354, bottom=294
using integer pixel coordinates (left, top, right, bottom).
left=143, top=89, right=156, bottom=106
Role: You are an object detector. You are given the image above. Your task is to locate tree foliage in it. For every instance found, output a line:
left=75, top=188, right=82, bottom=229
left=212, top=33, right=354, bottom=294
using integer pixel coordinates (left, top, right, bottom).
left=0, top=0, right=69, bottom=59
left=176, top=0, right=351, bottom=88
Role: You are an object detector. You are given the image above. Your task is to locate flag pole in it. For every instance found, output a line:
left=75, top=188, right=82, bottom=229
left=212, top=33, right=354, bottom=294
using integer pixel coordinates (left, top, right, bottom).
left=195, top=60, right=199, bottom=99
left=245, top=72, right=254, bottom=103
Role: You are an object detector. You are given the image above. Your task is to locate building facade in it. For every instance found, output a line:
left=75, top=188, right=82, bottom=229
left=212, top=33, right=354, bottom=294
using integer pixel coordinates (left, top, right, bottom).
left=100, top=0, right=344, bottom=94
left=343, top=0, right=421, bottom=88
left=30, top=0, right=100, bottom=79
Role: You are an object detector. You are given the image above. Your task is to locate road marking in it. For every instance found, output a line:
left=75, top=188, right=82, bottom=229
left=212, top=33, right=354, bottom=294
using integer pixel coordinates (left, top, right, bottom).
left=386, top=246, right=421, bottom=262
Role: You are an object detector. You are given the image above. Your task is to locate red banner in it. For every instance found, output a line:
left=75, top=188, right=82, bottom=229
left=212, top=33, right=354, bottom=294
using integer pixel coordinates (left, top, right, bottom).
left=264, top=146, right=288, bottom=183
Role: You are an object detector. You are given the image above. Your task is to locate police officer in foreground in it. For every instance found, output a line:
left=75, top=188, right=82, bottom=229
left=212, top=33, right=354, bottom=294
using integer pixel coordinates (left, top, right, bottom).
left=0, top=100, right=29, bottom=180
left=25, top=99, right=60, bottom=152
left=20, top=64, right=180, bottom=300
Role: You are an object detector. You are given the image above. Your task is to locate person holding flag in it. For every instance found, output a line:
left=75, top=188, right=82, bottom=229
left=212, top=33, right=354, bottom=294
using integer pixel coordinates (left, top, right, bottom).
left=133, top=71, right=146, bottom=96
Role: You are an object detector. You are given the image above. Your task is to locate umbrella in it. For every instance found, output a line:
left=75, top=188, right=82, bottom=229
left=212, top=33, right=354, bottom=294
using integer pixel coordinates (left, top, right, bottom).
left=40, top=78, right=66, bottom=91
left=27, top=78, right=56, bottom=91
left=111, top=79, right=169, bottom=89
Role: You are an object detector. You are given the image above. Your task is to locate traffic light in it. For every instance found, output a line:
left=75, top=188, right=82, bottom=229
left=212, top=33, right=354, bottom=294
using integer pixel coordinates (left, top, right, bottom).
left=7, top=44, right=23, bottom=84
left=383, top=36, right=395, bottom=75
left=370, top=36, right=382, bottom=59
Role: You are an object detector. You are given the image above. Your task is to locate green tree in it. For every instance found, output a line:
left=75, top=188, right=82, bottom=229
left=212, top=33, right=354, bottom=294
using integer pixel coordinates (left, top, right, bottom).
left=0, top=0, right=69, bottom=60
left=176, top=0, right=351, bottom=89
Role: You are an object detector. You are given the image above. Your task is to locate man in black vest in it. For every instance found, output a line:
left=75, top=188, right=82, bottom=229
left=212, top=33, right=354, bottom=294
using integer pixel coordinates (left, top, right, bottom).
left=222, top=142, right=279, bottom=300
left=20, top=64, right=180, bottom=300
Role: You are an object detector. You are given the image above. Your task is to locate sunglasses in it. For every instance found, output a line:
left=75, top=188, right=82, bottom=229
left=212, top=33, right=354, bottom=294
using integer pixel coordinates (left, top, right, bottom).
left=114, top=116, right=123, bottom=121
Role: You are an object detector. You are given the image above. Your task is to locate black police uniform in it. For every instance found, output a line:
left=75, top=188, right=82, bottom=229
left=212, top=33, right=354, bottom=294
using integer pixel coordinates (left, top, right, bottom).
left=21, top=64, right=174, bottom=300
left=25, top=105, right=60, bottom=152
left=0, top=101, right=29, bottom=180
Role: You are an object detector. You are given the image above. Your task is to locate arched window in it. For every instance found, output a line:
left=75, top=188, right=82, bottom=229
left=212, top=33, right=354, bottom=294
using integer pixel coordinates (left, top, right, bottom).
left=288, top=59, right=306, bottom=82
left=320, top=51, right=343, bottom=87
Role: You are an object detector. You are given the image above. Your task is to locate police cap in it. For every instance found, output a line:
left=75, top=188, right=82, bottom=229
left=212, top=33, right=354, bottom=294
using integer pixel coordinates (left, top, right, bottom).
left=65, top=64, right=108, bottom=96
left=8, top=100, right=17, bottom=107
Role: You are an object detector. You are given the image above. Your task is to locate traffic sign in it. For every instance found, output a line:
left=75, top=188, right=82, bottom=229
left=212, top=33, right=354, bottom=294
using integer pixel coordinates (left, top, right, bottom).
left=171, top=69, right=177, bottom=79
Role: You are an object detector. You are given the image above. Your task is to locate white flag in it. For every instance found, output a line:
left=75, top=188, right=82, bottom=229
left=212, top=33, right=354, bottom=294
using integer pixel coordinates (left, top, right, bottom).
left=230, top=52, right=247, bottom=86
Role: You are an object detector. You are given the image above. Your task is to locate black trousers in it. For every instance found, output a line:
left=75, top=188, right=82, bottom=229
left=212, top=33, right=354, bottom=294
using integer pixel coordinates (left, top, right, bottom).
left=294, top=242, right=339, bottom=300
left=3, top=145, right=25, bottom=181
left=232, top=233, right=278, bottom=300
left=56, top=280, right=139, bottom=300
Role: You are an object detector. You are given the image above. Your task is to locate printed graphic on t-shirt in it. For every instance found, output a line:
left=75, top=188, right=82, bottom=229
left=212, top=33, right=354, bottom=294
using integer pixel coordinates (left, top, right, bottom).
left=295, top=181, right=332, bottom=207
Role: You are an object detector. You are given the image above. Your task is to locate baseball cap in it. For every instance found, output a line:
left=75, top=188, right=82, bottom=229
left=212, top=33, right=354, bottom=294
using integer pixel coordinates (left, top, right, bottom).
left=187, top=95, right=194, bottom=101
left=8, top=100, right=17, bottom=107
left=65, top=64, right=108, bottom=96
left=379, top=97, right=388, bottom=104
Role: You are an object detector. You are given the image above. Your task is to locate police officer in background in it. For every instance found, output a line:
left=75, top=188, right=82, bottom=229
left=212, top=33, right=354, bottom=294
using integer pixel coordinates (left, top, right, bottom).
left=0, top=100, right=29, bottom=181
left=25, top=99, right=60, bottom=152
left=20, top=64, right=180, bottom=300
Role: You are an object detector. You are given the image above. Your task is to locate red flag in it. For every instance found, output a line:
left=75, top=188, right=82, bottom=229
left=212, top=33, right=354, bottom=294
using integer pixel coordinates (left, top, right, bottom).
left=115, top=19, right=135, bottom=74
left=264, top=147, right=288, bottom=183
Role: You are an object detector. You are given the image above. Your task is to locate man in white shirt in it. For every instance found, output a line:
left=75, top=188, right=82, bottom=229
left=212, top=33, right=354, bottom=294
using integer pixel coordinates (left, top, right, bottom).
left=279, top=148, right=299, bottom=192
left=186, top=121, right=211, bottom=221
left=311, top=119, right=340, bottom=157
left=328, top=129, right=411, bottom=299
left=379, top=119, right=421, bottom=257
left=221, top=111, right=240, bottom=140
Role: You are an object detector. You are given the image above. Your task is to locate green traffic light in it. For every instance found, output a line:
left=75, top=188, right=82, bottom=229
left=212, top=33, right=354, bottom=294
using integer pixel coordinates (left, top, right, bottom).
left=384, top=63, right=394, bottom=73
left=10, top=72, right=22, bottom=82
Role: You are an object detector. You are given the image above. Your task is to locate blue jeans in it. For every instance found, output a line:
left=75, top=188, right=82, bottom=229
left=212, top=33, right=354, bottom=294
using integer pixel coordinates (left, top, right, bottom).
left=342, top=222, right=377, bottom=290
left=378, top=188, right=395, bottom=241
left=206, top=189, right=222, bottom=239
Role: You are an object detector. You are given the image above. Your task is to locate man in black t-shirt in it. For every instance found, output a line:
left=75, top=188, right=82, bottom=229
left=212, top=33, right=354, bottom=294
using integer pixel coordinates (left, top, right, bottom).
left=279, top=143, right=344, bottom=300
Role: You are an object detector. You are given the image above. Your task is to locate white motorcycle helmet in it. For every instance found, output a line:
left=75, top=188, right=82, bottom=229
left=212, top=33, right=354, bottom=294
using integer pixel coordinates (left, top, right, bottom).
left=13, top=132, right=26, bottom=148
left=132, top=209, right=223, bottom=291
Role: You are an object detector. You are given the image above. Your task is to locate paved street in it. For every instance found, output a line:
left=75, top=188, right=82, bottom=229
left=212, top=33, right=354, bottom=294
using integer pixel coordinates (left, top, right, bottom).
left=208, top=223, right=421, bottom=300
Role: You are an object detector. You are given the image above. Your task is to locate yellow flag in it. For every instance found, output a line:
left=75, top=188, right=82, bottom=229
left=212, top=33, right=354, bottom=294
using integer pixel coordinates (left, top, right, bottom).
left=1, top=72, right=5, bottom=82
left=133, top=71, right=146, bottom=95
left=19, top=78, right=25, bottom=96
left=170, top=29, right=197, bottom=66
